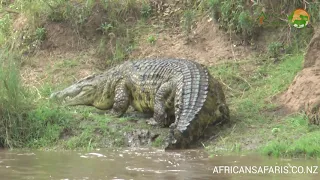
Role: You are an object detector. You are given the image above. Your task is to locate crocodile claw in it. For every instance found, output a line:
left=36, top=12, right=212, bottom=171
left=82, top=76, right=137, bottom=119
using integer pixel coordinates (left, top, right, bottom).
left=109, top=109, right=124, bottom=118
left=146, top=118, right=159, bottom=126
left=169, top=123, right=177, bottom=129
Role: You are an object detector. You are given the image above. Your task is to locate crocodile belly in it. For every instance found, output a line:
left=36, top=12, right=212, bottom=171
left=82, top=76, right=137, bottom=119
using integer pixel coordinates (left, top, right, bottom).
left=130, top=87, right=155, bottom=113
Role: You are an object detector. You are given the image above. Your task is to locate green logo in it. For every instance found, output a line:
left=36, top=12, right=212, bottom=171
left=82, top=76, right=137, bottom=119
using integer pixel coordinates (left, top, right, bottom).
left=288, top=9, right=310, bottom=28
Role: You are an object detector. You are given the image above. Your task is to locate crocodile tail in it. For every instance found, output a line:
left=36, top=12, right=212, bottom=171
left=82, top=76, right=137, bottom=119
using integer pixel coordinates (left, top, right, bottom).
left=210, top=75, right=230, bottom=124
left=174, top=60, right=209, bottom=132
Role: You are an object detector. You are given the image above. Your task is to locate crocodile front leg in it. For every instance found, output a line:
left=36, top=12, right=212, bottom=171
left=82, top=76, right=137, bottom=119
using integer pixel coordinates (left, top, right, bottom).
left=110, top=80, right=130, bottom=117
left=147, top=82, right=172, bottom=127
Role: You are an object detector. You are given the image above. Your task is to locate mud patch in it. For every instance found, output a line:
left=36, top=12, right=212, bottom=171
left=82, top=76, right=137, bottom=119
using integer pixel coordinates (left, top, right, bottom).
left=40, top=22, right=87, bottom=51
left=124, top=129, right=160, bottom=147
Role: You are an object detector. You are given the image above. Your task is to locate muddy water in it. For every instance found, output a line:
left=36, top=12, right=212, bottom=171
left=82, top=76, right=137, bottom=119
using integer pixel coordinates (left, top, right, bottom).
left=0, top=148, right=319, bottom=180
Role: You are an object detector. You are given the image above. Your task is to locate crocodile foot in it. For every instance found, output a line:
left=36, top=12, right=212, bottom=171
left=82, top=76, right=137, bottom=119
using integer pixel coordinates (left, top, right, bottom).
left=108, top=109, right=124, bottom=118
left=169, top=123, right=177, bottom=129
left=146, top=118, right=159, bottom=126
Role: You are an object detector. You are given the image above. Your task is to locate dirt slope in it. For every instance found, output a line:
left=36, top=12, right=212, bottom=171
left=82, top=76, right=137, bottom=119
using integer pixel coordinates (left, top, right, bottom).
left=278, top=26, right=320, bottom=112
left=20, top=15, right=256, bottom=87
left=130, top=17, right=253, bottom=66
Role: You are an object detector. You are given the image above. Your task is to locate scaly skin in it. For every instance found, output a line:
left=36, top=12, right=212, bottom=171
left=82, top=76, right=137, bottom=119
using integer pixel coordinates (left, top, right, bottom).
left=50, top=58, right=230, bottom=149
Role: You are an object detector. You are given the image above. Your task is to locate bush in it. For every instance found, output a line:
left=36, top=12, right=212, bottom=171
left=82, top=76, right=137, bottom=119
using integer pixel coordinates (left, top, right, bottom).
left=0, top=49, right=73, bottom=148
left=0, top=49, right=33, bottom=147
left=267, top=42, right=283, bottom=58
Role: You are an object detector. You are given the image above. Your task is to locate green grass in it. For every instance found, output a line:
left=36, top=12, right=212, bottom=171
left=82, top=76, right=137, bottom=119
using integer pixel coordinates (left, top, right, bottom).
left=182, top=9, right=195, bottom=36
left=55, top=59, right=80, bottom=69
left=152, top=136, right=164, bottom=147
left=261, top=114, right=320, bottom=158
left=24, top=103, right=74, bottom=148
left=0, top=48, right=133, bottom=149
left=205, top=53, right=320, bottom=158
left=0, top=0, right=319, bottom=156
left=0, top=49, right=33, bottom=148
left=0, top=48, right=78, bottom=149
left=210, top=54, right=303, bottom=112
left=0, top=0, right=153, bottom=65
left=147, top=35, right=157, bottom=44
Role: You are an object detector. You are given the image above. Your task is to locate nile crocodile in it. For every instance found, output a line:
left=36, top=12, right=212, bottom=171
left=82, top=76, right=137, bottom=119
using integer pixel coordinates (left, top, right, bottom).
left=50, top=58, right=230, bottom=149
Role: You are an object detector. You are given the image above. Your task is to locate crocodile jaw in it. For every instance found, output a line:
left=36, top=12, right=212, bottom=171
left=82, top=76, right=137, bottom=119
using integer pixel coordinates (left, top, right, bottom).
left=50, top=85, right=96, bottom=106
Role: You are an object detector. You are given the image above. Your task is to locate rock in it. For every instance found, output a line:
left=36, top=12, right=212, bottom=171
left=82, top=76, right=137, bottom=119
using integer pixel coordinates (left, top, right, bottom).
left=124, top=129, right=159, bottom=147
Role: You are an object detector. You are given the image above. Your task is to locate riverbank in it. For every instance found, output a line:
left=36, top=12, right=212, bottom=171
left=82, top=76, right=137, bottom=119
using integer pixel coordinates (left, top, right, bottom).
left=1, top=0, right=320, bottom=158
left=3, top=49, right=320, bottom=158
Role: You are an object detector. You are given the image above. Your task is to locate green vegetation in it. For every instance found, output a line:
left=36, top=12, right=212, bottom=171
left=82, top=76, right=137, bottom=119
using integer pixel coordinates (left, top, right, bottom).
left=0, top=49, right=31, bottom=148
left=147, top=35, right=157, bottom=44
left=35, top=27, right=46, bottom=41
left=0, top=56, right=164, bottom=149
left=206, top=53, right=320, bottom=158
left=0, top=0, right=155, bottom=64
left=0, top=0, right=319, bottom=158
left=205, top=0, right=260, bottom=40
left=0, top=13, right=11, bottom=45
left=203, top=0, right=319, bottom=44
left=0, top=45, right=168, bottom=149
left=0, top=49, right=70, bottom=149
left=267, top=42, right=283, bottom=58
left=0, top=0, right=160, bottom=149
left=261, top=114, right=320, bottom=158
left=141, top=1, right=152, bottom=19
left=182, top=9, right=195, bottom=36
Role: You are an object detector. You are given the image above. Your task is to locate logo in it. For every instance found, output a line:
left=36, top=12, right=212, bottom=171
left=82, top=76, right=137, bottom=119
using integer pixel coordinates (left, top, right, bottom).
left=288, top=9, right=310, bottom=28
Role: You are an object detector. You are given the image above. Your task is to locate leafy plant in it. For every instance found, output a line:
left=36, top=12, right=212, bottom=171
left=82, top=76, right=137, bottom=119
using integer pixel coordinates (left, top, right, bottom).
left=141, top=2, right=152, bottom=19
left=147, top=35, right=156, bottom=44
left=35, top=27, right=46, bottom=41
left=100, top=22, right=114, bottom=34
left=238, top=11, right=252, bottom=31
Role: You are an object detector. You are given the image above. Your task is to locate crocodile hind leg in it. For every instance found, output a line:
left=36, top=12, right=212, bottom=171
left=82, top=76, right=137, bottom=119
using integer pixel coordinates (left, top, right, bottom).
left=110, top=81, right=130, bottom=117
left=146, top=82, right=173, bottom=127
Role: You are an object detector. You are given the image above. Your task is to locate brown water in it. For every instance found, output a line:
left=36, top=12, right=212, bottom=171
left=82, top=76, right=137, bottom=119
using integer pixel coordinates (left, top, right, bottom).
left=0, top=148, right=319, bottom=180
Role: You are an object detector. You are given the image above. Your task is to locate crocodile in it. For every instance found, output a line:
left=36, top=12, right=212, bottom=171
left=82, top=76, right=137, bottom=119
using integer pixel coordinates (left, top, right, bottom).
left=50, top=58, right=230, bottom=149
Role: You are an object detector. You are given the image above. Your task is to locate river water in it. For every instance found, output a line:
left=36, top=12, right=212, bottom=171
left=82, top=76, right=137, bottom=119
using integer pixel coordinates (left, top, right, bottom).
left=0, top=148, right=318, bottom=180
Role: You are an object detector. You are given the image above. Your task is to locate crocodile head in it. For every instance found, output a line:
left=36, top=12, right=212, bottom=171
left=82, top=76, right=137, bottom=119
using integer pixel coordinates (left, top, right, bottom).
left=50, top=73, right=114, bottom=109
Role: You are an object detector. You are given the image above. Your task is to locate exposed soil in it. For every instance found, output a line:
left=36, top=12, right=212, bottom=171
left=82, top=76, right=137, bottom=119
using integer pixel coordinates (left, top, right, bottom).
left=130, top=16, right=255, bottom=66
left=40, top=4, right=108, bottom=53
left=20, top=14, right=259, bottom=87
left=278, top=26, right=320, bottom=112
left=21, top=50, right=99, bottom=87
left=40, top=22, right=87, bottom=52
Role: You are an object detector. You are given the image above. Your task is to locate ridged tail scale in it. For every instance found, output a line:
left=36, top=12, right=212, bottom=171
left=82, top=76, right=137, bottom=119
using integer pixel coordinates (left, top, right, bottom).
left=174, top=60, right=209, bottom=132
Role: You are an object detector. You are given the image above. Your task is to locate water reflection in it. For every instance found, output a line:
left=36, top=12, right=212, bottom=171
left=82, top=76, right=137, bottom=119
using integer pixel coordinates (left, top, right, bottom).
left=0, top=148, right=318, bottom=180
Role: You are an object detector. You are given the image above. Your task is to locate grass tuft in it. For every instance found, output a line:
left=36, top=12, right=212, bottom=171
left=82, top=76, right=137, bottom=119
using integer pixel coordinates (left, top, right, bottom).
left=0, top=48, right=33, bottom=148
left=261, top=114, right=320, bottom=158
